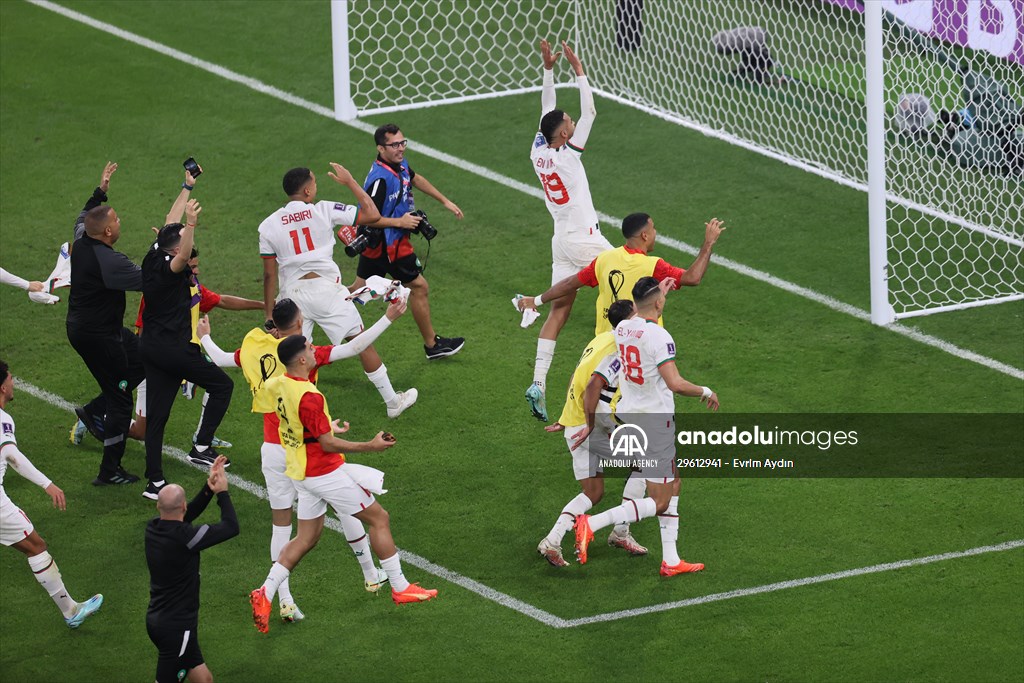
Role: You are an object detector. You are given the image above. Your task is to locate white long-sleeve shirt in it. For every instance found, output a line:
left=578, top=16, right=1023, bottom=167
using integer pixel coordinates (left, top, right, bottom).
left=0, top=267, right=30, bottom=291
left=0, top=408, right=53, bottom=508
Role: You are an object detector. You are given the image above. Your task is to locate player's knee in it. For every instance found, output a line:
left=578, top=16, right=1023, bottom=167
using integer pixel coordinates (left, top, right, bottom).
left=653, top=496, right=670, bottom=515
left=412, top=275, right=428, bottom=294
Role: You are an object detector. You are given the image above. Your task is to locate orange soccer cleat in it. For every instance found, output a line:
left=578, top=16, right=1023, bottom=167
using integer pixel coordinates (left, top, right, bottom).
left=574, top=514, right=595, bottom=564
left=660, top=560, right=705, bottom=576
left=392, top=583, right=438, bottom=605
left=250, top=587, right=271, bottom=633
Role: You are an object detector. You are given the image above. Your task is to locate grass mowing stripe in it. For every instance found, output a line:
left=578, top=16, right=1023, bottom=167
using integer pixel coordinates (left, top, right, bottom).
left=26, top=0, right=1023, bottom=382
left=563, top=538, right=1024, bottom=628
left=11, top=376, right=569, bottom=628
left=12, top=375, right=1021, bottom=629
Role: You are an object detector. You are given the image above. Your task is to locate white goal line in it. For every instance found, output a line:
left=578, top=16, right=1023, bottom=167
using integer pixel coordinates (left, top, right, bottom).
left=12, top=377, right=1024, bottom=629
left=23, top=0, right=1024, bottom=382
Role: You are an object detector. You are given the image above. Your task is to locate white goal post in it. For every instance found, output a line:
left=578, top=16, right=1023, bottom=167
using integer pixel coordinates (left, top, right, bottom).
left=332, top=0, right=1023, bottom=325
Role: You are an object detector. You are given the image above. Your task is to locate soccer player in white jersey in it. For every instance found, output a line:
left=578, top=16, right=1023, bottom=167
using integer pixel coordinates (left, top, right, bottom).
left=537, top=299, right=650, bottom=567
left=574, top=277, right=719, bottom=576
left=260, top=162, right=416, bottom=419
left=525, top=40, right=614, bottom=421
left=0, top=359, right=103, bottom=628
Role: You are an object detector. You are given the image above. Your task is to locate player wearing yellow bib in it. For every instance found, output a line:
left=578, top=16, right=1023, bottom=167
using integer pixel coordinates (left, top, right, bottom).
left=537, top=300, right=650, bottom=567
left=248, top=336, right=437, bottom=634
left=199, top=297, right=405, bottom=622
left=518, top=213, right=725, bottom=419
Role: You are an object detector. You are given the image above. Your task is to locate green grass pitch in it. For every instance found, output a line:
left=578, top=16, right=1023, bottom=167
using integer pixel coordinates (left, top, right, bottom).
left=1, top=1, right=1021, bottom=681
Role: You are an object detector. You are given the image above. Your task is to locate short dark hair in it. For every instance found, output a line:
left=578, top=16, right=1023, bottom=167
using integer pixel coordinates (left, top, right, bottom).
left=622, top=213, right=651, bottom=239
left=277, top=334, right=307, bottom=366
left=632, top=276, right=662, bottom=305
left=0, top=358, right=8, bottom=383
left=607, top=299, right=635, bottom=328
left=282, top=167, right=312, bottom=196
left=157, top=223, right=184, bottom=251
left=83, top=206, right=112, bottom=235
left=189, top=247, right=199, bottom=259
left=272, top=298, right=300, bottom=330
left=374, top=123, right=401, bottom=147
left=540, top=109, right=566, bottom=144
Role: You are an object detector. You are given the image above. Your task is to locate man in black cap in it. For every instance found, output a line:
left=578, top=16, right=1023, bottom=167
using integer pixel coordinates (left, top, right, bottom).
left=140, top=197, right=234, bottom=500
left=66, top=161, right=145, bottom=486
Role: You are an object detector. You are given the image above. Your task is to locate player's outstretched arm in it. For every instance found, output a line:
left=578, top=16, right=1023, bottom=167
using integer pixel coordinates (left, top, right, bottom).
left=1, top=443, right=64, bottom=509
left=215, top=294, right=264, bottom=311
left=169, top=200, right=200, bottom=274
left=517, top=273, right=585, bottom=310
left=539, top=39, right=561, bottom=119
left=318, top=428, right=396, bottom=454
left=329, top=297, right=406, bottom=362
left=0, top=268, right=42, bottom=292
left=678, top=218, right=726, bottom=287
left=328, top=162, right=382, bottom=225
left=563, top=42, right=596, bottom=149
left=658, top=361, right=719, bottom=411
left=73, top=162, right=117, bottom=242
left=197, top=316, right=241, bottom=368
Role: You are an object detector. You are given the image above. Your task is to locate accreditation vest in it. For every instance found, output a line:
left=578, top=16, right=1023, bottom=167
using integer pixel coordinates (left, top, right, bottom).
left=592, top=247, right=664, bottom=335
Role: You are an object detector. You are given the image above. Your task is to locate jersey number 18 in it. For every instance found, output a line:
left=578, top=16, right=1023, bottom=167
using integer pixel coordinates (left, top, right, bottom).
left=619, top=344, right=644, bottom=385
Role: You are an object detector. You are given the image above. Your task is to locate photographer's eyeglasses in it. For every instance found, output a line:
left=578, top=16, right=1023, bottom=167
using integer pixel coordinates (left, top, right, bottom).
left=383, top=139, right=409, bottom=150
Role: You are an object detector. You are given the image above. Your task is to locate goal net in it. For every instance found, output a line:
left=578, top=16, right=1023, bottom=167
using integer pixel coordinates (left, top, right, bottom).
left=334, top=0, right=1023, bottom=322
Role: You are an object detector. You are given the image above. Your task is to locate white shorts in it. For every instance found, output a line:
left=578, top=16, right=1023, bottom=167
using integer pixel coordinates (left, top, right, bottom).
left=281, top=277, right=364, bottom=345
left=294, top=465, right=376, bottom=520
left=135, top=378, right=147, bottom=417
left=551, top=228, right=613, bottom=284
left=0, top=497, right=34, bottom=546
left=261, top=442, right=297, bottom=510
left=564, top=414, right=616, bottom=480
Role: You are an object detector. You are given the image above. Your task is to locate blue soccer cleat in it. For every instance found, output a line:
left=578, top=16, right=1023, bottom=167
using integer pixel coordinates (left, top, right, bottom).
left=66, top=594, right=103, bottom=629
left=525, top=382, right=548, bottom=421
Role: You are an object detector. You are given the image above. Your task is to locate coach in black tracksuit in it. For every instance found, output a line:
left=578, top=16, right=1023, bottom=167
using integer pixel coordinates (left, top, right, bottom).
left=140, top=200, right=233, bottom=499
left=67, top=200, right=145, bottom=486
left=145, top=460, right=238, bottom=683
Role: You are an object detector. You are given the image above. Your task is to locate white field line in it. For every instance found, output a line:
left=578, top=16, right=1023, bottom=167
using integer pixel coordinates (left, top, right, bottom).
left=11, top=377, right=1024, bottom=629
left=12, top=377, right=570, bottom=627
left=26, top=0, right=1024, bottom=382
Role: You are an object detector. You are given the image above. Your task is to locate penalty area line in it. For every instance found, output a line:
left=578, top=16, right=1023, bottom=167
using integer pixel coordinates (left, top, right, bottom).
left=12, top=377, right=570, bottom=629
left=25, top=0, right=1024, bottom=382
left=12, top=378, right=1024, bottom=629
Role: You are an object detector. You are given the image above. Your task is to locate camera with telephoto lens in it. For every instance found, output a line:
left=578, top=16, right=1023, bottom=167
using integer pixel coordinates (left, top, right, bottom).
left=344, top=226, right=382, bottom=257
left=410, top=210, right=437, bottom=240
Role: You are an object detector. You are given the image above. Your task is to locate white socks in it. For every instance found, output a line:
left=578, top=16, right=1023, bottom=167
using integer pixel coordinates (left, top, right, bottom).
left=28, top=552, right=77, bottom=618
left=379, top=552, right=409, bottom=592
left=547, top=493, right=592, bottom=545
left=262, top=562, right=291, bottom=603
left=533, top=339, right=557, bottom=388
left=613, top=476, right=648, bottom=535
left=194, top=391, right=210, bottom=440
left=270, top=524, right=294, bottom=605
left=341, top=515, right=378, bottom=583
left=659, top=496, right=681, bottom=565
left=366, top=364, right=398, bottom=405
left=589, top=497, right=657, bottom=533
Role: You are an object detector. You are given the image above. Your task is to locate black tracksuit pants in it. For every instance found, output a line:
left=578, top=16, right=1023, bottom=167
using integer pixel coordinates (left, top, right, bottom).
left=141, top=339, right=233, bottom=482
left=66, top=326, right=145, bottom=478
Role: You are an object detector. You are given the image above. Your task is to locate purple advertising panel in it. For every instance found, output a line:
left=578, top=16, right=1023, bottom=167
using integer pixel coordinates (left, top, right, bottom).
left=825, top=0, right=1024, bottom=66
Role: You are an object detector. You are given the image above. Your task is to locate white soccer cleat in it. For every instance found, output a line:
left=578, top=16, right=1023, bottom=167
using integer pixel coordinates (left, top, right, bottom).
left=607, top=529, right=648, bottom=555
left=279, top=602, right=305, bottom=623
left=365, top=567, right=390, bottom=593
left=386, top=389, right=418, bottom=419
left=537, top=538, right=570, bottom=567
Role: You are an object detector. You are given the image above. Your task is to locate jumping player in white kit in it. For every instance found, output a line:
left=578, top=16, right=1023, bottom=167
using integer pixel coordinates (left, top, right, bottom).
left=259, top=162, right=416, bottom=418
left=525, top=39, right=614, bottom=422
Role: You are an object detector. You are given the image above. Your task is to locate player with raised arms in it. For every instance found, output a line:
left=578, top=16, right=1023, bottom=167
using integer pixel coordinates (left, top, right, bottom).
left=524, top=39, right=614, bottom=421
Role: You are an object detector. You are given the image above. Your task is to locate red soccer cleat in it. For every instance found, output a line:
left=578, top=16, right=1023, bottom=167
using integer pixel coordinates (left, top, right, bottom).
left=660, top=560, right=705, bottom=576
left=574, top=514, right=595, bottom=564
left=392, top=583, right=438, bottom=605
left=250, top=587, right=271, bottom=633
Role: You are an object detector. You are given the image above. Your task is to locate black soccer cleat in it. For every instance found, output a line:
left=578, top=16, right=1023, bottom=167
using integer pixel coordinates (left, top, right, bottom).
left=187, top=445, right=230, bottom=469
left=92, top=467, right=140, bottom=486
left=424, top=335, right=465, bottom=360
